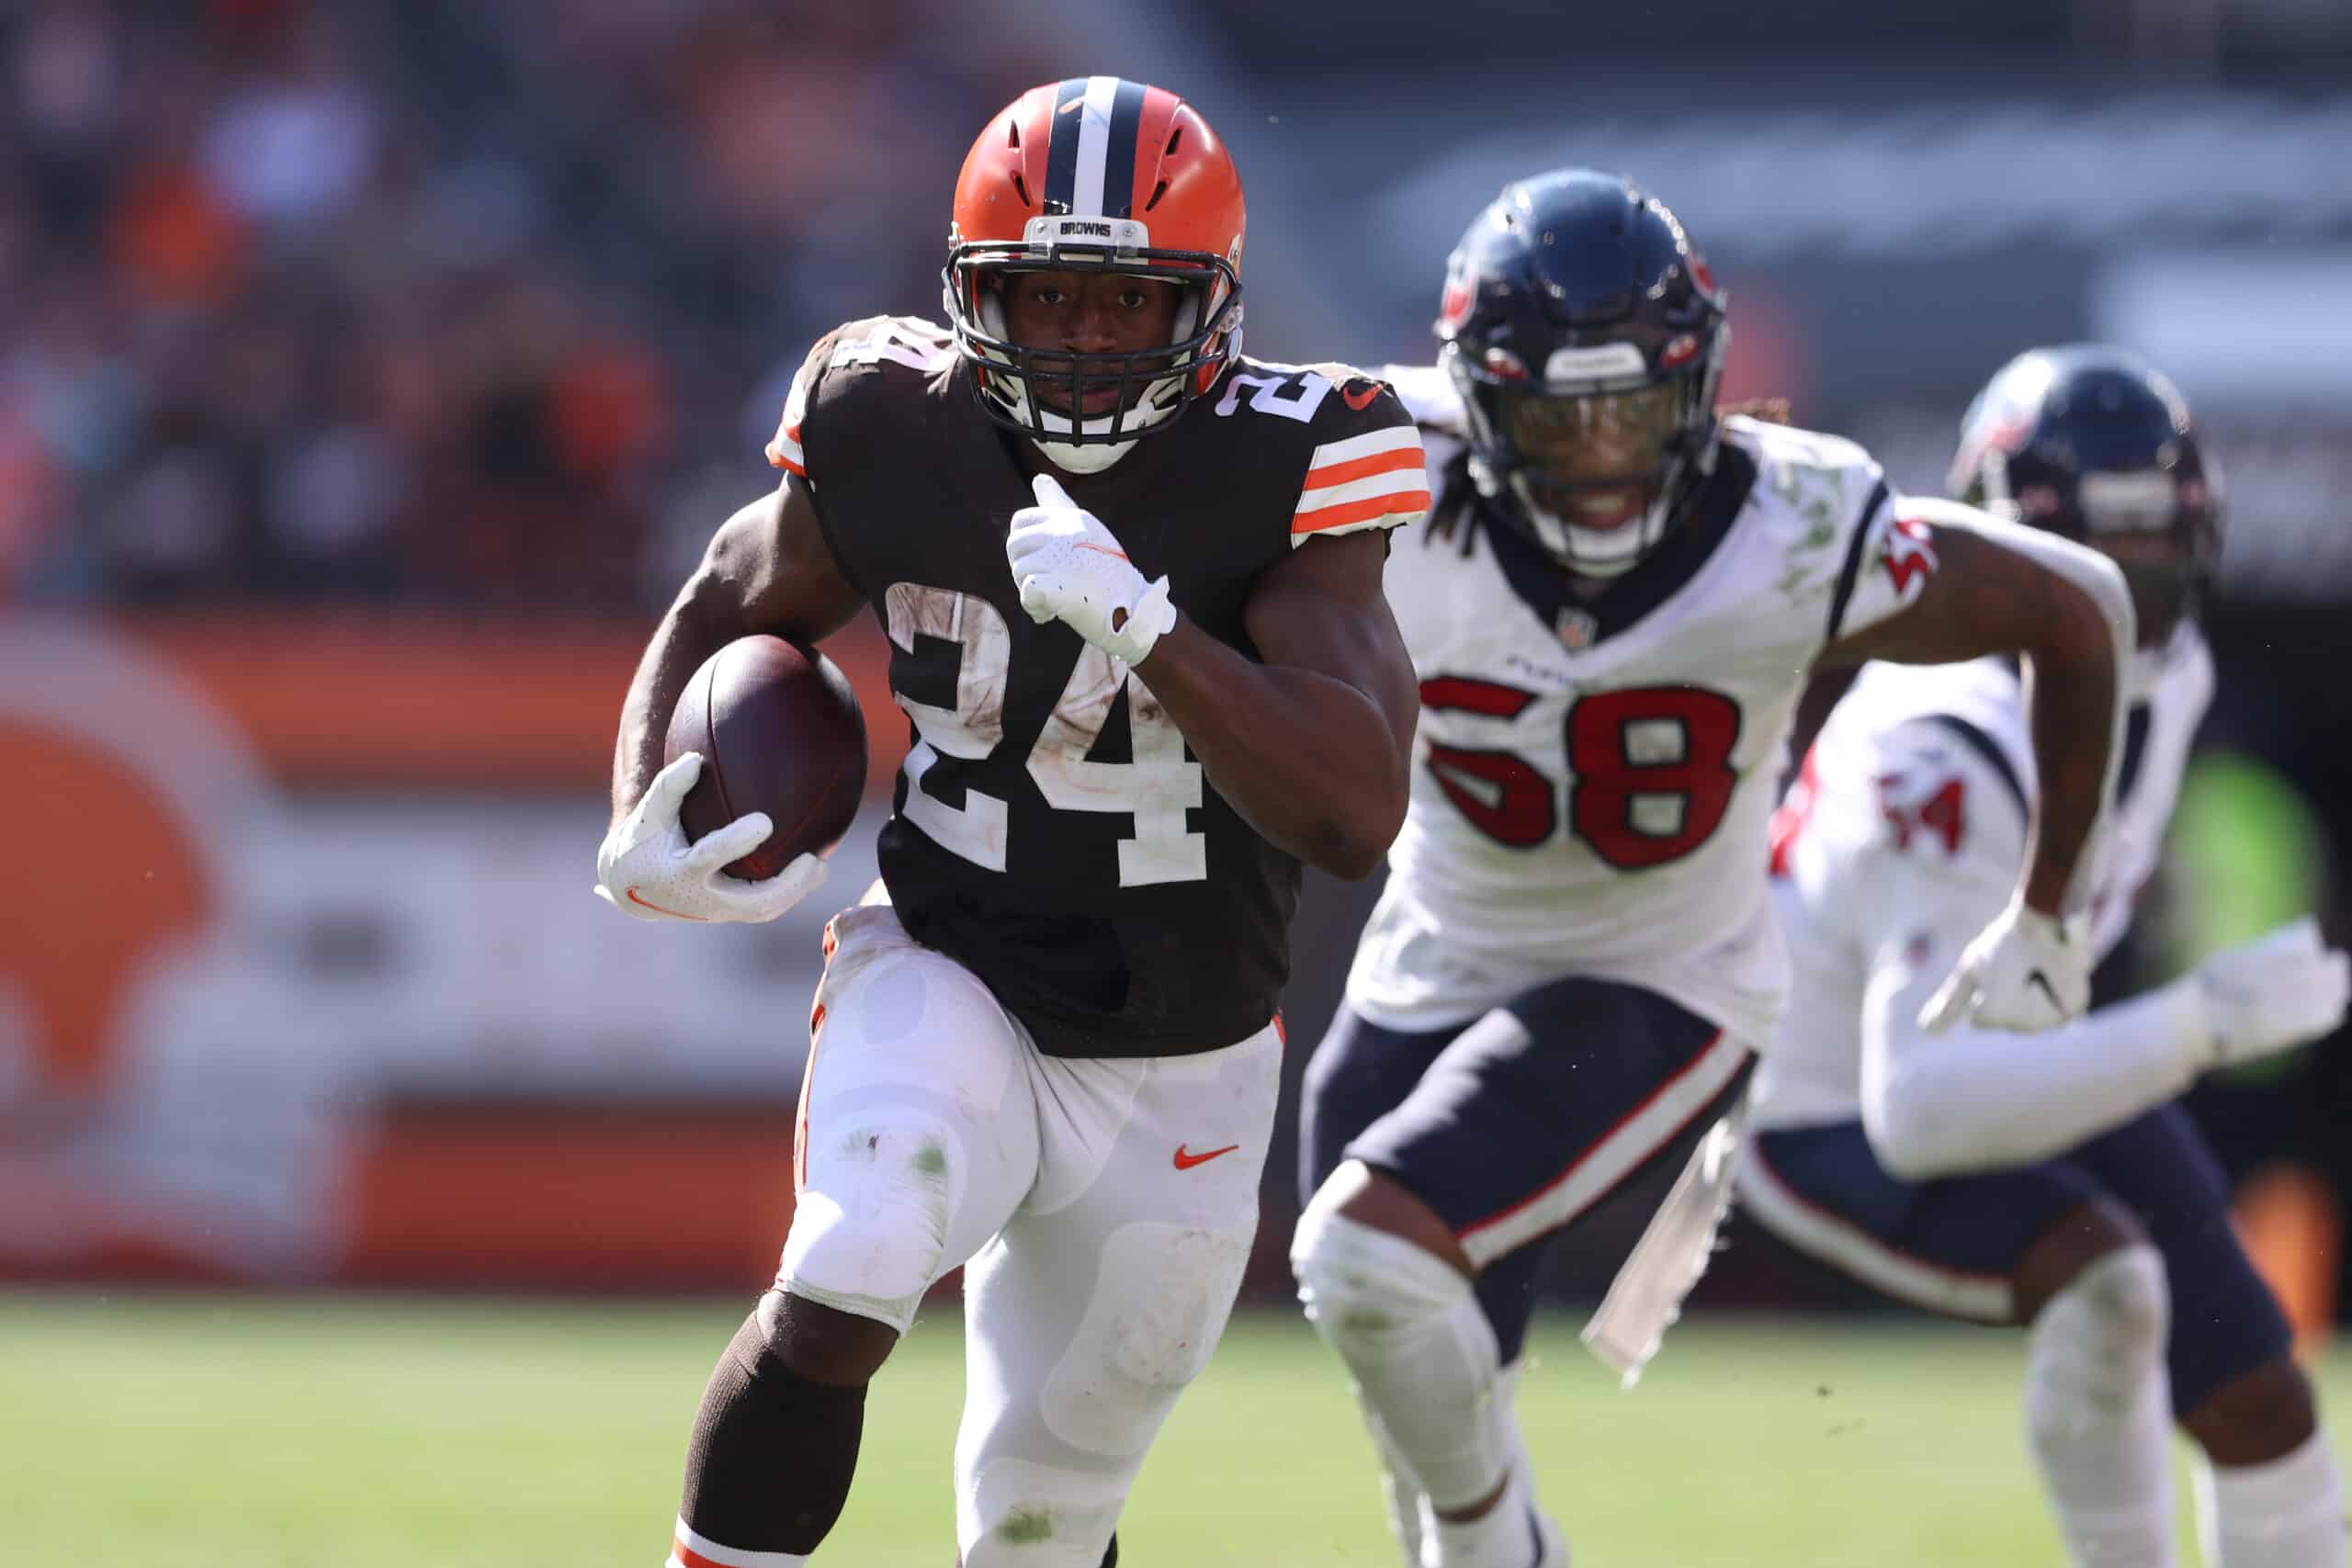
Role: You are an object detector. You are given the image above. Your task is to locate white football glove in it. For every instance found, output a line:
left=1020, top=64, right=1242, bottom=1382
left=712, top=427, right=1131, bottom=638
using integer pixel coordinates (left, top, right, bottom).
left=1005, top=473, right=1176, bottom=667
left=594, top=751, right=826, bottom=924
left=1919, top=897, right=2091, bottom=1033
left=2181, top=917, right=2351, bottom=1068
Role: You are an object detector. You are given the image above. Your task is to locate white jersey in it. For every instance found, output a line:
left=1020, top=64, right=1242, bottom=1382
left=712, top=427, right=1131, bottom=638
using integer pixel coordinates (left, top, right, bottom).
left=1347, top=367, right=1939, bottom=1043
left=1752, top=623, right=2215, bottom=1131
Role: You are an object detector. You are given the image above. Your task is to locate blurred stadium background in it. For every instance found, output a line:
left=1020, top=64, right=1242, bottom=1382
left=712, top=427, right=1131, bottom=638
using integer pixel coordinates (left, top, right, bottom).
left=4, top=1, right=2349, bottom=1562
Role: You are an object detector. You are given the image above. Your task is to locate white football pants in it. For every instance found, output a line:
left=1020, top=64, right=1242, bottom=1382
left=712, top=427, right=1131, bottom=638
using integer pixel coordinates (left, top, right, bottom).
left=778, top=903, right=1281, bottom=1566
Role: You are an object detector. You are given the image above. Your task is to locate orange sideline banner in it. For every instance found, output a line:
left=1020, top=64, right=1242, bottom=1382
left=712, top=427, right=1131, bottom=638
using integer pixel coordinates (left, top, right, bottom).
left=339, top=1106, right=803, bottom=1290
left=109, top=612, right=903, bottom=789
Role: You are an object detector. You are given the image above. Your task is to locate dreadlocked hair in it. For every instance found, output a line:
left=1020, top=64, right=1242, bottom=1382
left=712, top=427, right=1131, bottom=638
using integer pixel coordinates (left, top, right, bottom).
left=1421, top=446, right=1482, bottom=558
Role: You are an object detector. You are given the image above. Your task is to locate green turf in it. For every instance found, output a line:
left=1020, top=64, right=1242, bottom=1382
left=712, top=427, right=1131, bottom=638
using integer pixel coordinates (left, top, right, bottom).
left=1, top=1292, right=2342, bottom=1565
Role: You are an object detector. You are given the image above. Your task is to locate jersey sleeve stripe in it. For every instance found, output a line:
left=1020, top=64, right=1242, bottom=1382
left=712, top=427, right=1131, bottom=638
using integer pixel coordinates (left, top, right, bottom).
left=1737, top=1147, right=2011, bottom=1323
left=1295, top=466, right=1430, bottom=514
left=1306, top=423, right=1423, bottom=469
left=1824, top=479, right=1892, bottom=642
left=1289, top=509, right=1426, bottom=547
left=767, top=355, right=814, bottom=475
left=1290, top=487, right=1431, bottom=543
left=765, top=422, right=806, bottom=475
left=1921, top=714, right=2030, bottom=823
left=1303, top=445, right=1427, bottom=490
left=1458, top=1032, right=1747, bottom=1268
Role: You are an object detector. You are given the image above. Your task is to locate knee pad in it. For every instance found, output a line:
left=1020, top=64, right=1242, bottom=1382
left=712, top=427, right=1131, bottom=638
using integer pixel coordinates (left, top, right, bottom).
left=1292, top=1201, right=1485, bottom=1356
left=2028, top=1245, right=2170, bottom=1433
left=780, top=1112, right=964, bottom=1332
left=1291, top=1202, right=1508, bottom=1508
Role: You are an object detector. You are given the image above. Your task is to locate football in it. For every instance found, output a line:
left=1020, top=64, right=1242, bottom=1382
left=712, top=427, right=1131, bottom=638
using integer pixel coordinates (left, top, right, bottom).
left=664, top=635, right=866, bottom=880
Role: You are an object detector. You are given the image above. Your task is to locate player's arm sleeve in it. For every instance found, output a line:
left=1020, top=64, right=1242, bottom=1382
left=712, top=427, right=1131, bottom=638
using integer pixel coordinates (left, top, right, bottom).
left=1851, top=739, right=2206, bottom=1179
left=763, top=333, right=832, bottom=479
left=1817, top=473, right=1929, bottom=646
left=2084, top=629, right=2215, bottom=962
left=1288, top=381, right=1431, bottom=549
left=752, top=324, right=882, bottom=604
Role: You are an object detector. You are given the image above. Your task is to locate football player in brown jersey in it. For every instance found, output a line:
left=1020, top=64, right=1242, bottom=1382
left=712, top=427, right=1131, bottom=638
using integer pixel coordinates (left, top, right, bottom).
left=596, top=78, right=1429, bottom=1567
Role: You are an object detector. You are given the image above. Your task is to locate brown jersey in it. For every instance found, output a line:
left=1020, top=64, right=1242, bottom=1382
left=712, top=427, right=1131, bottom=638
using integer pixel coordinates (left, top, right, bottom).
left=766, top=315, right=1428, bottom=1057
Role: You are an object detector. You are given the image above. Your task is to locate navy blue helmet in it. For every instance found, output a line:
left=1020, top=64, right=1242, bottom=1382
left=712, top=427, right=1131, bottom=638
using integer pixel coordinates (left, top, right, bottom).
left=1950, top=344, right=2221, bottom=644
left=1435, top=169, right=1728, bottom=578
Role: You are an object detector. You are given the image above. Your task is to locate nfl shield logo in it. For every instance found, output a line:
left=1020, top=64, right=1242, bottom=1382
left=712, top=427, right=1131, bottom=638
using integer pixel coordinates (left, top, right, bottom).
left=1556, top=607, right=1597, bottom=649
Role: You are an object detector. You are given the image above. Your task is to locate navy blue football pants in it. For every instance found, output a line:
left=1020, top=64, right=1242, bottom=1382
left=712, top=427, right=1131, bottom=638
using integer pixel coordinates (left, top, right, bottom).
left=1300, top=976, right=1752, bottom=1364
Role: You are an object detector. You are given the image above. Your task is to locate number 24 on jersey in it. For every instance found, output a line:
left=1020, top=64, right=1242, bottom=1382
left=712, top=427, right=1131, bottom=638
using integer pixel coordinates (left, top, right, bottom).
left=886, top=583, right=1206, bottom=887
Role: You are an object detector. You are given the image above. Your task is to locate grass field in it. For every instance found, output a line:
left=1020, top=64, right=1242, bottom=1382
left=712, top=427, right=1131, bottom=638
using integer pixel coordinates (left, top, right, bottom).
left=3, top=1292, right=2343, bottom=1566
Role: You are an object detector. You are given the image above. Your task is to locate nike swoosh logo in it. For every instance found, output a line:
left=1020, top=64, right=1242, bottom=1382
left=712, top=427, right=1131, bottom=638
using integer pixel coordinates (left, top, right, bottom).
left=1340, top=379, right=1385, bottom=411
left=2027, top=969, right=2061, bottom=1010
left=1173, top=1143, right=1240, bottom=1170
left=626, top=886, right=707, bottom=922
left=1072, top=541, right=1129, bottom=560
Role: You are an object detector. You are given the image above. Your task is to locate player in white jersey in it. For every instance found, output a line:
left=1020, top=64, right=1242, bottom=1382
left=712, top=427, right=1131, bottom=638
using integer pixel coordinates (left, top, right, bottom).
left=1288, top=169, right=2138, bottom=1568
left=1743, top=345, right=2350, bottom=1568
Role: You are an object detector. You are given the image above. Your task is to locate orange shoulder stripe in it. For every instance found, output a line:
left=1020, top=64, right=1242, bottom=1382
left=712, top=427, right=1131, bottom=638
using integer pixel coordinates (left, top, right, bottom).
left=1304, top=445, right=1427, bottom=490
left=766, top=421, right=806, bottom=475
left=1291, top=488, right=1431, bottom=535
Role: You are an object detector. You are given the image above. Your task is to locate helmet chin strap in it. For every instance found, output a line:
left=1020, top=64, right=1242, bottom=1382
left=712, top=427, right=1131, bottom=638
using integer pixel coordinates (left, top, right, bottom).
left=1023, top=375, right=1187, bottom=472
left=971, top=284, right=1195, bottom=473
left=1524, top=483, right=1668, bottom=579
left=1036, top=431, right=1139, bottom=474
left=1471, top=452, right=1668, bottom=579
left=1457, top=355, right=1725, bottom=580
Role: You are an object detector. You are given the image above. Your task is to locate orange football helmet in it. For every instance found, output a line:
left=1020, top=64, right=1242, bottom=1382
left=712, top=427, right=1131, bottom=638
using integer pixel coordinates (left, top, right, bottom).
left=944, top=77, right=1245, bottom=471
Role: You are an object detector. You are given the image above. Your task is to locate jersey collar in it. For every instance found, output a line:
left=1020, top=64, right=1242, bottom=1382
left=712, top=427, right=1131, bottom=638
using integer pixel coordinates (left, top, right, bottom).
left=1478, top=440, right=1758, bottom=649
